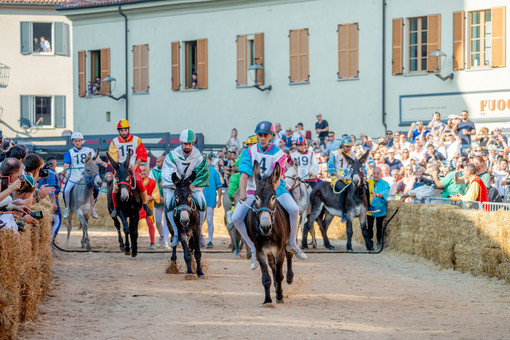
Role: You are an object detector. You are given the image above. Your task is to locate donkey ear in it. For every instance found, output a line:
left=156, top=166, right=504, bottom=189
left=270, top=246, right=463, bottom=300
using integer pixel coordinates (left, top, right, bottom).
left=187, top=170, right=196, bottom=185
left=253, top=160, right=262, bottom=186
left=124, top=148, right=133, bottom=168
left=172, top=172, right=181, bottom=186
left=269, top=162, right=282, bottom=187
left=343, top=153, right=355, bottom=165
left=359, top=149, right=371, bottom=164
left=85, top=153, right=92, bottom=164
left=94, top=147, right=100, bottom=160
left=106, top=152, right=119, bottom=171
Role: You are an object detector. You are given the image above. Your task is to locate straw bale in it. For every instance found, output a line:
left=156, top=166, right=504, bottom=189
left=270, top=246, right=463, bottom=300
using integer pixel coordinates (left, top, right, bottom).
left=58, top=194, right=115, bottom=230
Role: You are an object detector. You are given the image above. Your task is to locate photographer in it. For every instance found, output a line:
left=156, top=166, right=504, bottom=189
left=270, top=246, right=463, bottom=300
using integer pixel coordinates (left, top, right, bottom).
left=38, top=156, right=62, bottom=240
left=400, top=164, right=441, bottom=202
left=449, top=163, right=488, bottom=203
left=429, top=161, right=467, bottom=198
left=23, top=153, right=54, bottom=203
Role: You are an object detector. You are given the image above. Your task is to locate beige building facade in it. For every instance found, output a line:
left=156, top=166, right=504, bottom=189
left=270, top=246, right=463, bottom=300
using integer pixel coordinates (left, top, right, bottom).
left=59, top=0, right=509, bottom=144
left=0, top=0, right=73, bottom=139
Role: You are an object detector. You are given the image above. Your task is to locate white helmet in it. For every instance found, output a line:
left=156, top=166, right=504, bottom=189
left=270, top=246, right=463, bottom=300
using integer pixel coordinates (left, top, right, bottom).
left=179, top=129, right=196, bottom=143
left=71, top=132, right=84, bottom=140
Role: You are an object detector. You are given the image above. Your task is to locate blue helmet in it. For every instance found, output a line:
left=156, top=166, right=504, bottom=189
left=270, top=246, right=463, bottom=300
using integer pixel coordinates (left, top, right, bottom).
left=296, top=136, right=306, bottom=145
left=341, top=136, right=354, bottom=146
left=255, top=121, right=275, bottom=134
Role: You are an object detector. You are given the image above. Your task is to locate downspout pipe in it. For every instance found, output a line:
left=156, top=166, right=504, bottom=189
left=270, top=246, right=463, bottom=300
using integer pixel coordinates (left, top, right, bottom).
left=382, top=0, right=387, bottom=132
left=119, top=5, right=128, bottom=120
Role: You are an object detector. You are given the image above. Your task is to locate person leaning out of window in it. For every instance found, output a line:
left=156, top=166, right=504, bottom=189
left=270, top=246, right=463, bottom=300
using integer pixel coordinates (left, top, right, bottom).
left=449, top=163, right=488, bottom=203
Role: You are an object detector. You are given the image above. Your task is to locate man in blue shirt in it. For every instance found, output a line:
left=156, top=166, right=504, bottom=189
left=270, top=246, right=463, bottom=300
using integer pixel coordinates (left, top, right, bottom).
left=367, top=166, right=390, bottom=249
left=38, top=156, right=62, bottom=241
left=407, top=120, right=430, bottom=143
left=203, top=155, right=223, bottom=248
left=450, top=110, right=476, bottom=155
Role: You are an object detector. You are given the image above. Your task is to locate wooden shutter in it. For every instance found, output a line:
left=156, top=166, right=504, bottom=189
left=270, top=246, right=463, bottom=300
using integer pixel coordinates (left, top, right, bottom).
left=349, top=23, right=359, bottom=78
left=55, top=22, right=69, bottom=56
left=20, top=22, right=32, bottom=54
left=133, top=45, right=141, bottom=92
left=254, top=33, right=264, bottom=85
left=427, top=14, right=441, bottom=72
left=289, top=28, right=309, bottom=83
left=78, top=50, right=86, bottom=97
left=492, top=6, right=506, bottom=68
left=171, top=41, right=180, bottom=91
left=236, top=34, right=247, bottom=86
left=392, top=18, right=403, bottom=75
left=197, top=38, right=208, bottom=89
left=100, top=48, right=110, bottom=95
left=453, top=11, right=465, bottom=71
left=54, top=95, right=66, bottom=128
left=141, top=44, right=149, bottom=92
left=20, top=95, right=32, bottom=127
left=338, top=24, right=348, bottom=78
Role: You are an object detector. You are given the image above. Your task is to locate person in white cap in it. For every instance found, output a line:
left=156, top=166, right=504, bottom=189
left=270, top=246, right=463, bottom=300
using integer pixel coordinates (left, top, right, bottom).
left=161, top=129, right=209, bottom=247
left=62, top=132, right=102, bottom=219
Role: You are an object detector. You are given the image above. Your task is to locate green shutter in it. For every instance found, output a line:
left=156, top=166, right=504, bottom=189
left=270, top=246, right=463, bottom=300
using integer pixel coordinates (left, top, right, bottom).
left=20, top=22, right=32, bottom=55
left=20, top=95, right=32, bottom=127
left=55, top=22, right=69, bottom=56
left=54, top=95, right=66, bottom=128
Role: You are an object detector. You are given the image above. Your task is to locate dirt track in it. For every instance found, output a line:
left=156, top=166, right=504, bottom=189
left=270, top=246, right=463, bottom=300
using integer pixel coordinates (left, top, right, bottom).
left=19, top=230, right=510, bottom=339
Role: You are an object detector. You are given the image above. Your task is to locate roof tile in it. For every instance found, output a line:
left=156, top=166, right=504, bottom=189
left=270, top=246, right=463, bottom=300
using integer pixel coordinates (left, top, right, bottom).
left=58, top=0, right=144, bottom=9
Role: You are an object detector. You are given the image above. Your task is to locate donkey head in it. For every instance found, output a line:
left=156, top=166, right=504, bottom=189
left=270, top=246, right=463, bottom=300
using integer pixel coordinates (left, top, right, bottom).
left=172, top=171, right=196, bottom=228
left=107, top=150, right=132, bottom=202
left=83, top=148, right=102, bottom=189
left=253, top=160, right=281, bottom=235
left=343, top=149, right=370, bottom=187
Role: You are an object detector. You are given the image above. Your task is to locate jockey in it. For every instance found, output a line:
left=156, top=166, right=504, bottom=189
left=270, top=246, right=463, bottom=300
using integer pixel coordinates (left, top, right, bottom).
left=161, top=129, right=209, bottom=247
left=62, top=132, right=100, bottom=219
left=288, top=136, right=319, bottom=188
left=108, top=119, right=152, bottom=218
left=328, top=136, right=354, bottom=192
left=232, top=121, right=307, bottom=270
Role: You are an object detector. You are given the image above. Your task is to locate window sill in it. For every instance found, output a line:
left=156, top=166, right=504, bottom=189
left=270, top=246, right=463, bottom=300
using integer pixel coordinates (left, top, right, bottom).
left=403, top=72, right=430, bottom=77
left=31, top=52, right=55, bottom=56
left=30, top=126, right=56, bottom=129
left=289, top=81, right=310, bottom=86
left=236, top=85, right=260, bottom=88
left=83, top=94, right=105, bottom=98
left=132, top=92, right=149, bottom=95
left=181, top=89, right=203, bottom=92
left=465, top=67, right=493, bottom=72
left=337, top=77, right=359, bottom=81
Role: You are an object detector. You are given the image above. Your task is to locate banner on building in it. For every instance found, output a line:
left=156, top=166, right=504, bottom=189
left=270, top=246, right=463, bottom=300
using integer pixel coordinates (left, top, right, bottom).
left=400, top=90, right=510, bottom=125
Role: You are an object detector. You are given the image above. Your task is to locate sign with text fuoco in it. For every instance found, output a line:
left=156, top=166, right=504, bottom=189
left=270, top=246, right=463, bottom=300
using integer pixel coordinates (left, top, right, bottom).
left=400, top=90, right=510, bottom=125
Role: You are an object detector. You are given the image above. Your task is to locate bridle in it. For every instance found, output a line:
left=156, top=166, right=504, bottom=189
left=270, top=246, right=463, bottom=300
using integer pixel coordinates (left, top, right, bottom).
left=241, top=200, right=276, bottom=227
left=173, top=197, right=196, bottom=217
left=84, top=173, right=100, bottom=189
left=287, top=175, right=310, bottom=191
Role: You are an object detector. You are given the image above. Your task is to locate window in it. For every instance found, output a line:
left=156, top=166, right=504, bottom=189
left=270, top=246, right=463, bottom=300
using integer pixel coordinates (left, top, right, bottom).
left=236, top=33, right=264, bottom=86
left=289, top=28, right=309, bottom=83
left=19, top=95, right=66, bottom=128
left=171, top=39, right=208, bottom=91
left=469, top=10, right=492, bottom=68
left=20, top=22, right=69, bottom=56
left=408, top=17, right=429, bottom=72
left=338, top=23, right=359, bottom=79
left=78, top=49, right=110, bottom=97
left=133, top=44, right=149, bottom=93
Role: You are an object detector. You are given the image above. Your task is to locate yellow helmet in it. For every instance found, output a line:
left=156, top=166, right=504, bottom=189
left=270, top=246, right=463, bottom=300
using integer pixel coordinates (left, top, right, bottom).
left=116, top=119, right=130, bottom=129
left=245, top=135, right=257, bottom=145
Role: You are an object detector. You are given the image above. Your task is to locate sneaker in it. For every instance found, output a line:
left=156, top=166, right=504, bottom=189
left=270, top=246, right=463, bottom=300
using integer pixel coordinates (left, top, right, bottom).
left=110, top=208, right=118, bottom=219
left=233, top=249, right=240, bottom=258
left=250, top=255, right=258, bottom=270
left=91, top=208, right=99, bottom=219
left=170, top=234, right=179, bottom=247
left=157, top=236, right=163, bottom=248
left=143, top=204, right=153, bottom=216
left=63, top=207, right=71, bottom=219
left=226, top=222, right=235, bottom=231
left=286, top=245, right=308, bottom=260
left=149, top=243, right=156, bottom=250
left=206, top=242, right=213, bottom=249
left=199, top=234, right=207, bottom=248
left=161, top=241, right=170, bottom=249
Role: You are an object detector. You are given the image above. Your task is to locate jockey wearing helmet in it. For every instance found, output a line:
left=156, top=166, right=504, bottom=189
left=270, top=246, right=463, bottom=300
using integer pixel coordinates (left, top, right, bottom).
left=328, top=135, right=357, bottom=213
left=161, top=129, right=209, bottom=247
left=288, top=136, right=320, bottom=188
left=232, top=121, right=307, bottom=270
left=108, top=119, right=153, bottom=218
left=62, top=132, right=102, bottom=219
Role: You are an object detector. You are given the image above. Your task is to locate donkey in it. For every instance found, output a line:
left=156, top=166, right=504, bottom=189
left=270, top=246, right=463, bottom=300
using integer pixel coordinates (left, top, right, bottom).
left=246, top=161, right=294, bottom=304
left=107, top=150, right=143, bottom=257
left=167, top=171, right=204, bottom=278
left=106, top=177, right=126, bottom=252
left=66, top=148, right=102, bottom=250
left=284, top=164, right=317, bottom=248
left=302, top=150, right=373, bottom=251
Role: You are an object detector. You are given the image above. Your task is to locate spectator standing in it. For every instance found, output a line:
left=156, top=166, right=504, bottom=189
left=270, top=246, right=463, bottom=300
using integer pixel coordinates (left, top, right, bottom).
left=367, top=166, right=390, bottom=248
left=226, top=128, right=241, bottom=152
left=384, top=148, right=403, bottom=174
left=315, top=113, right=329, bottom=144
left=150, top=155, right=169, bottom=248
left=325, top=131, right=341, bottom=158
left=281, top=128, right=293, bottom=150
left=475, top=127, right=490, bottom=147
left=450, top=110, right=476, bottom=155
left=449, top=163, right=488, bottom=203
left=273, top=123, right=283, bottom=146
left=203, top=155, right=223, bottom=248
left=139, top=163, right=160, bottom=250
left=379, top=164, right=396, bottom=193
left=386, top=130, right=394, bottom=147
left=292, top=122, right=306, bottom=142
left=427, top=112, right=445, bottom=132
left=408, top=120, right=429, bottom=143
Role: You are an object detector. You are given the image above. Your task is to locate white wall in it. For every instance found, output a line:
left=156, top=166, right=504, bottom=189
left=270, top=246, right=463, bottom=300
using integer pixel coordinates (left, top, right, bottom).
left=0, top=6, right=73, bottom=138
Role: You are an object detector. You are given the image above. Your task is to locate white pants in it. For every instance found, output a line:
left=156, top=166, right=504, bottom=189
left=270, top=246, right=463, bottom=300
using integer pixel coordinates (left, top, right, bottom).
left=154, top=206, right=169, bottom=241
left=164, top=188, right=206, bottom=238
left=206, top=206, right=215, bottom=243
left=63, top=176, right=80, bottom=208
left=232, top=192, right=299, bottom=254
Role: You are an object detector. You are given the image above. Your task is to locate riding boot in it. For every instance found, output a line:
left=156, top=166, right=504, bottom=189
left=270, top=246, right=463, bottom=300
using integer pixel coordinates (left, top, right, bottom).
left=91, top=208, right=99, bottom=219
left=140, top=191, right=153, bottom=216
left=110, top=191, right=118, bottom=219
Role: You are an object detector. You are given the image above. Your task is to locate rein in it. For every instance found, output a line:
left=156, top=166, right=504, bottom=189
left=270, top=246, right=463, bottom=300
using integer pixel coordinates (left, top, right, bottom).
left=241, top=200, right=276, bottom=226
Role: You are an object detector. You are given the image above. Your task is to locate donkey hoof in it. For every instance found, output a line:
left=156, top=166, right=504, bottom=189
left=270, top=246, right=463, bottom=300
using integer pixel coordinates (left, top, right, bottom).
left=276, top=297, right=284, bottom=304
left=197, top=273, right=205, bottom=278
left=119, top=245, right=124, bottom=252
left=131, top=251, right=137, bottom=258
left=347, top=247, right=353, bottom=252
left=124, top=250, right=131, bottom=256
left=327, top=245, right=335, bottom=250
left=263, top=299, right=273, bottom=305
left=287, top=275, right=294, bottom=284
left=81, top=244, right=85, bottom=249
left=302, top=244, right=309, bottom=250
left=86, top=244, right=91, bottom=251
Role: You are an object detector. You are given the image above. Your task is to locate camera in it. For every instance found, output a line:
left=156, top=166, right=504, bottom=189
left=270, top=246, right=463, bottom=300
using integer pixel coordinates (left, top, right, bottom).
left=506, top=177, right=510, bottom=186
left=38, top=168, right=49, bottom=179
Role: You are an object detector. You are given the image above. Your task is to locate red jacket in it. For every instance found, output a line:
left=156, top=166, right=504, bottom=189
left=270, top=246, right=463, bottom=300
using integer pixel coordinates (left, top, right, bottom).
left=472, top=176, right=488, bottom=203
